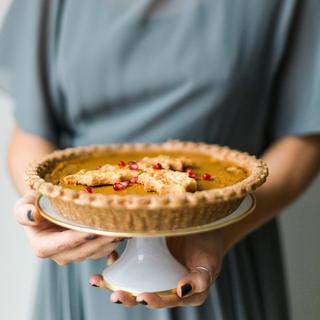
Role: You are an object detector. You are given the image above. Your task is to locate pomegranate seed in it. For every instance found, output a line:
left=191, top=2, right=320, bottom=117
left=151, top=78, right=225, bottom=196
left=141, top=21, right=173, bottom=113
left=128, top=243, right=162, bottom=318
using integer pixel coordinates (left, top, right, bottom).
left=130, top=176, right=139, bottom=184
left=185, top=167, right=194, bottom=174
left=188, top=172, right=197, bottom=179
left=113, top=182, right=125, bottom=191
left=152, top=163, right=163, bottom=170
left=202, top=173, right=211, bottom=181
left=121, top=180, right=129, bottom=187
left=129, top=162, right=139, bottom=170
left=118, top=161, right=126, bottom=168
left=84, top=187, right=93, bottom=193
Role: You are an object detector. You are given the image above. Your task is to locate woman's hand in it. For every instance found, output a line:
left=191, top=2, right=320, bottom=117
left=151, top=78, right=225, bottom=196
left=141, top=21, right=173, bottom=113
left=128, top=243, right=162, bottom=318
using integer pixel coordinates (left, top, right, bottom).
left=89, top=231, right=226, bottom=308
left=14, top=191, right=124, bottom=265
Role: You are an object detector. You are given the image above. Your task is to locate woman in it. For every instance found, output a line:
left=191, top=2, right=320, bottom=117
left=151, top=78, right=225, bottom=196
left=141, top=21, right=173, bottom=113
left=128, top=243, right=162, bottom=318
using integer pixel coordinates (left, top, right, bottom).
left=1, top=0, right=319, bottom=319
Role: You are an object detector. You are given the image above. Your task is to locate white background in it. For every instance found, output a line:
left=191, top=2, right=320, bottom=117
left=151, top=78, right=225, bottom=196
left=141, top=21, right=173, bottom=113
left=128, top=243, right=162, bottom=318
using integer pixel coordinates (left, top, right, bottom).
left=0, top=1, right=319, bottom=319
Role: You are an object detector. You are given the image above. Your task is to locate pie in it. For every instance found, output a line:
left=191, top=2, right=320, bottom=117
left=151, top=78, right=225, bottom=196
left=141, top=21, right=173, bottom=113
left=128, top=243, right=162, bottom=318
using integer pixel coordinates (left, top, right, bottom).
left=25, top=140, right=268, bottom=232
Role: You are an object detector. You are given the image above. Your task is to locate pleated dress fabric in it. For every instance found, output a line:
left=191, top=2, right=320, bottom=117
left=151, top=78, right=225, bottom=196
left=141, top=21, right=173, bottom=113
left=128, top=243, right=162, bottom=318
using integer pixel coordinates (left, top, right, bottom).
left=1, top=1, right=320, bottom=319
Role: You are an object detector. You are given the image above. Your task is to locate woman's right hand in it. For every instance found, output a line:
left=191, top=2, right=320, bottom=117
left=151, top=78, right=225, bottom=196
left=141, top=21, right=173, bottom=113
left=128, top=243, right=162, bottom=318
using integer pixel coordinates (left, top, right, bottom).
left=14, top=191, right=122, bottom=265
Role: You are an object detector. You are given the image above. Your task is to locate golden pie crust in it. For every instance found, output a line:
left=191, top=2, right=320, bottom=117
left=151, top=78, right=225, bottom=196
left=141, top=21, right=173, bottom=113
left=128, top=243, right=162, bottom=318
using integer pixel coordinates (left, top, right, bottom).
left=25, top=140, right=268, bottom=232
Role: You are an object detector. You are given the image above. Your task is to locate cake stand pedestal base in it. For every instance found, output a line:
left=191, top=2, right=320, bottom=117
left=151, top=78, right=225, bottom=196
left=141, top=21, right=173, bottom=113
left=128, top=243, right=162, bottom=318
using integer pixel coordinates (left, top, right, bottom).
left=103, top=237, right=187, bottom=295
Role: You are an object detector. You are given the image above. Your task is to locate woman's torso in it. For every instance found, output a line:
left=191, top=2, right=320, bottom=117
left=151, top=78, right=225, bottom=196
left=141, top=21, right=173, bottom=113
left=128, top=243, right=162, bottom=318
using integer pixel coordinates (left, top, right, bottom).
left=47, top=0, right=291, bottom=153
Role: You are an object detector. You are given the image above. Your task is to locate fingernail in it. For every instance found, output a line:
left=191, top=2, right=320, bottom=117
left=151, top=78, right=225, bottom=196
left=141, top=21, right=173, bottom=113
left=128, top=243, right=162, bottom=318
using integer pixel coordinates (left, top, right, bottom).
left=114, top=300, right=122, bottom=304
left=138, top=300, right=148, bottom=305
left=27, top=209, right=34, bottom=222
left=89, top=282, right=99, bottom=287
left=181, top=283, right=192, bottom=297
left=85, top=235, right=97, bottom=240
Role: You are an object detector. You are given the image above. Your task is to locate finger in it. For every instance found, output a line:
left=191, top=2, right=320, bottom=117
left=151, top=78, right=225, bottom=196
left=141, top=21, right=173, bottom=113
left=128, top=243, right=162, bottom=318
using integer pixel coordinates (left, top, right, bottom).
left=81, top=238, right=126, bottom=265
left=50, top=236, right=119, bottom=265
left=137, top=290, right=209, bottom=309
left=106, top=251, right=119, bottom=265
left=179, top=290, right=209, bottom=307
left=110, top=290, right=138, bottom=307
left=181, top=290, right=209, bottom=307
left=24, top=227, right=97, bottom=258
left=14, top=197, right=44, bottom=226
left=88, top=249, right=119, bottom=262
left=89, top=274, right=105, bottom=288
left=177, top=268, right=212, bottom=298
left=71, top=236, right=119, bottom=262
left=136, top=292, right=181, bottom=308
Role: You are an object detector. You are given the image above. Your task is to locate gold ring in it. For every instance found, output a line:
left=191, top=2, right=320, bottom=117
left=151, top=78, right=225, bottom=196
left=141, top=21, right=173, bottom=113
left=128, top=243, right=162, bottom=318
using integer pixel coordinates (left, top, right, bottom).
left=193, top=266, right=214, bottom=283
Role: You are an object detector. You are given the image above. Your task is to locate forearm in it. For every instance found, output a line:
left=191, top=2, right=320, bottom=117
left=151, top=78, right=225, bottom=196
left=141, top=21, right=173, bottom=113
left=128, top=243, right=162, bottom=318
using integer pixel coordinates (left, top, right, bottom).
left=8, top=127, right=55, bottom=195
left=221, top=135, right=320, bottom=251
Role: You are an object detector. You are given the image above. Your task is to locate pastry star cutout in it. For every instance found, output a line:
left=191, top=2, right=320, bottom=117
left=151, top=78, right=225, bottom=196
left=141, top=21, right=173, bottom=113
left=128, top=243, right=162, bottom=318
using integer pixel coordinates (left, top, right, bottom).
left=61, top=155, right=197, bottom=195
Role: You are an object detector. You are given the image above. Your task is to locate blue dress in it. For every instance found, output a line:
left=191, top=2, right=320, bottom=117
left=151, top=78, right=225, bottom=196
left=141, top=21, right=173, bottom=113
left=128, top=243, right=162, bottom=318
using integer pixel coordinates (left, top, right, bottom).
left=1, top=1, right=319, bottom=319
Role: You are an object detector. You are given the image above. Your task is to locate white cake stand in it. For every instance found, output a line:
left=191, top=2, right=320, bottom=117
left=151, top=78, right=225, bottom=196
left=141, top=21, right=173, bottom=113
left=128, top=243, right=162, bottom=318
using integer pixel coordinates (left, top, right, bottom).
left=37, top=194, right=255, bottom=295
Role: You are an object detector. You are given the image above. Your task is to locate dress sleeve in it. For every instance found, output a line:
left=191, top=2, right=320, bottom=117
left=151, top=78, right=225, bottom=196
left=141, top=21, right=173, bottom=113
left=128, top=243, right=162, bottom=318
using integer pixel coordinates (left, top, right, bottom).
left=270, top=0, right=320, bottom=140
left=0, top=0, right=58, bottom=144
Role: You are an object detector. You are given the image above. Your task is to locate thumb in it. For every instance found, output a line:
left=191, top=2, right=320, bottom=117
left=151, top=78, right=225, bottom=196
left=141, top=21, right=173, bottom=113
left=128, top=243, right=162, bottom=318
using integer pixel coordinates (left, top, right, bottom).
left=14, top=192, right=44, bottom=226
left=176, top=266, right=215, bottom=298
left=177, top=251, right=221, bottom=298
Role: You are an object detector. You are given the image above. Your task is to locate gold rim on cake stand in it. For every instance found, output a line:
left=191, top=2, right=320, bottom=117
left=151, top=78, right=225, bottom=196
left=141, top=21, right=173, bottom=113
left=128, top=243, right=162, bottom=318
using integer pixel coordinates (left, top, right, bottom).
left=101, top=279, right=177, bottom=296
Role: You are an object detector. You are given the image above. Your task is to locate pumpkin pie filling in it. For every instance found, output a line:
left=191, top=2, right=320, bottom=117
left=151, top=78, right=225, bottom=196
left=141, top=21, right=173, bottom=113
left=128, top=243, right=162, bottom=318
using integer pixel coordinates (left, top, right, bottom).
left=46, top=152, right=249, bottom=196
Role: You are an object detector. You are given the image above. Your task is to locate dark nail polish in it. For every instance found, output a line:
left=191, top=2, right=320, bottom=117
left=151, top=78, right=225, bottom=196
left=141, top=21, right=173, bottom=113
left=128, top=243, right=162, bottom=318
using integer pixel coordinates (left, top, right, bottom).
left=181, top=283, right=192, bottom=297
left=89, top=283, right=99, bottom=287
left=85, top=235, right=97, bottom=240
left=114, top=300, right=122, bottom=304
left=139, top=300, right=148, bottom=305
left=27, top=210, right=34, bottom=222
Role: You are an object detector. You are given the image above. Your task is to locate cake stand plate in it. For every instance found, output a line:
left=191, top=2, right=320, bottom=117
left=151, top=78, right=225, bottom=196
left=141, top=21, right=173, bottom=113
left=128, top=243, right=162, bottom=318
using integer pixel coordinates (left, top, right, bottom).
left=37, top=194, right=255, bottom=295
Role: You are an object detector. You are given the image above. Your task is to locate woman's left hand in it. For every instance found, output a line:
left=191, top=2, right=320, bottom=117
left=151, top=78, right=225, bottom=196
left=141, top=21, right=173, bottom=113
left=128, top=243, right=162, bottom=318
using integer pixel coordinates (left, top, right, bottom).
left=89, top=230, right=226, bottom=308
